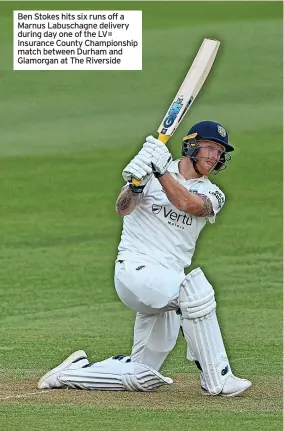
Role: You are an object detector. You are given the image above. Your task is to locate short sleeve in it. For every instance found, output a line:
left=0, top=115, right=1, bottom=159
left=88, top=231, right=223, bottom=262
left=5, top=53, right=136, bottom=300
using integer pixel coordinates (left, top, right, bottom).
left=200, top=186, right=225, bottom=224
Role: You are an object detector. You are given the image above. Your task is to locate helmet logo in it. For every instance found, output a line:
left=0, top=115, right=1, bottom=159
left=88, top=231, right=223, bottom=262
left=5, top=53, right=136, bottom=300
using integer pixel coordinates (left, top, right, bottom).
left=217, top=125, right=227, bottom=137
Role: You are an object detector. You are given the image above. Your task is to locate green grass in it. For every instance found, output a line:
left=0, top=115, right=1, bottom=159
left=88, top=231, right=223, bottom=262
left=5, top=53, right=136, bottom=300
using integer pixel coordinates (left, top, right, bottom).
left=0, top=1, right=282, bottom=430
left=0, top=406, right=282, bottom=431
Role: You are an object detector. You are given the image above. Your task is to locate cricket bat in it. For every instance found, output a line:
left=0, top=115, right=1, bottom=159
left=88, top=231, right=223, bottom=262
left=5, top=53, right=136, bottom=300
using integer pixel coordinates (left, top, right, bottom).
left=132, top=38, right=220, bottom=186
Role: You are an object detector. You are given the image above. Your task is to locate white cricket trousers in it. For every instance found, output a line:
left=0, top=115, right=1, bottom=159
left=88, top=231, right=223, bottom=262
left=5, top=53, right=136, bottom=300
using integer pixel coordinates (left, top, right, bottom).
left=114, top=260, right=185, bottom=371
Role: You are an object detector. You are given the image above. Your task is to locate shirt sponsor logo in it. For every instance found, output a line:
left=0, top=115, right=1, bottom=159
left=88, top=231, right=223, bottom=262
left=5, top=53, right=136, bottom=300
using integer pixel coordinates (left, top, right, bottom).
left=152, top=204, right=162, bottom=214
left=152, top=205, right=192, bottom=229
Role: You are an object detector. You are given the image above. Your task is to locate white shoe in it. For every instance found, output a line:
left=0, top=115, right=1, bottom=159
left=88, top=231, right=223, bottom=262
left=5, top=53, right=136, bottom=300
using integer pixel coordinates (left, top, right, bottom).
left=38, top=350, right=88, bottom=389
left=200, top=372, right=252, bottom=397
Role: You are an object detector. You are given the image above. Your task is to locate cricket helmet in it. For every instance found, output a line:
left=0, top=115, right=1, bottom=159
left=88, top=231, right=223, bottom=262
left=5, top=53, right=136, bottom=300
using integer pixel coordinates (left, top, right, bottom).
left=182, top=120, right=234, bottom=173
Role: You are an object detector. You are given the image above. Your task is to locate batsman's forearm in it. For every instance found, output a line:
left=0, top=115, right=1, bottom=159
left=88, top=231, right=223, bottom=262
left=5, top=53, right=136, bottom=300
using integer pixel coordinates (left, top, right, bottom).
left=115, top=186, right=141, bottom=216
left=158, top=172, right=203, bottom=213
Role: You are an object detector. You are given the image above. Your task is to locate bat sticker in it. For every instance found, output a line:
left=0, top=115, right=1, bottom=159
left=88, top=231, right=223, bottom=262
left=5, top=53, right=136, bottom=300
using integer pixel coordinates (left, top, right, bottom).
left=163, top=96, right=184, bottom=129
left=178, top=96, right=194, bottom=124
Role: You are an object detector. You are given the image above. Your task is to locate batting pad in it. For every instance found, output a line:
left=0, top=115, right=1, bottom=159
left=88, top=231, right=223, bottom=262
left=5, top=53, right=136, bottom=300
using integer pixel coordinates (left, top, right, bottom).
left=58, top=356, right=172, bottom=391
left=180, top=267, right=231, bottom=395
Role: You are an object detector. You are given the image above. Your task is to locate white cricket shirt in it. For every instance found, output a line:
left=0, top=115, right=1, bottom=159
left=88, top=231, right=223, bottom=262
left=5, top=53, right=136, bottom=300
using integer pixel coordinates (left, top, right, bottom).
left=117, top=160, right=225, bottom=272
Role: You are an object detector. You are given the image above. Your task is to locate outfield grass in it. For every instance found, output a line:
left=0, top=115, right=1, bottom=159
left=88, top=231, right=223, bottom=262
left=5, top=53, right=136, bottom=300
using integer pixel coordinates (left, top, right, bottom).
left=0, top=1, right=282, bottom=430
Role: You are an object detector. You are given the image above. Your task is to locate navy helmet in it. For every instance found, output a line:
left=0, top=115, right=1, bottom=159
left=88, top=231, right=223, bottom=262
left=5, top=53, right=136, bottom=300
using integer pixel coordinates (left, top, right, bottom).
left=182, top=120, right=234, bottom=173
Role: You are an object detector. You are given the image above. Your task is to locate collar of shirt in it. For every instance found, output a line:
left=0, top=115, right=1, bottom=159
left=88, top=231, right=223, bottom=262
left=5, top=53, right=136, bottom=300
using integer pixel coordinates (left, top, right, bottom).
left=168, top=159, right=207, bottom=183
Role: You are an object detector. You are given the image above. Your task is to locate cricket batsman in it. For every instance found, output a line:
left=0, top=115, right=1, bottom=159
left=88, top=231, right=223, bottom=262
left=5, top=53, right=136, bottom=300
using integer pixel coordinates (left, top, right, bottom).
left=38, top=120, right=252, bottom=396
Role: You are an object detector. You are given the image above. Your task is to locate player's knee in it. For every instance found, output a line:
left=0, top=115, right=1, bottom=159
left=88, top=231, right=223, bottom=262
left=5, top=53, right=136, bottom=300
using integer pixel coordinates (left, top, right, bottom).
left=179, top=267, right=216, bottom=319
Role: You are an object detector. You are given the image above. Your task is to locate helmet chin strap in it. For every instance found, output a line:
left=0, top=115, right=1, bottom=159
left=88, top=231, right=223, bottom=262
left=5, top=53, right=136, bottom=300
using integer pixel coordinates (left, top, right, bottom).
left=186, top=145, right=211, bottom=176
left=192, top=160, right=203, bottom=176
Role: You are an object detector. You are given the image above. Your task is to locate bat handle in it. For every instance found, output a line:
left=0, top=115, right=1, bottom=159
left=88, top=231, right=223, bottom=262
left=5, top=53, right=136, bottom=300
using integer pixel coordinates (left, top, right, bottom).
left=131, top=134, right=170, bottom=186
left=132, top=177, right=142, bottom=186
left=157, top=133, right=170, bottom=144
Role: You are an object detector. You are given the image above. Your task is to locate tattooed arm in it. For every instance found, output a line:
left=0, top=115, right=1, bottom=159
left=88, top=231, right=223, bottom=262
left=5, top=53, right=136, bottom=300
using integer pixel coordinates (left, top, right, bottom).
left=193, top=194, right=214, bottom=217
left=158, top=172, right=214, bottom=217
left=115, top=186, right=143, bottom=217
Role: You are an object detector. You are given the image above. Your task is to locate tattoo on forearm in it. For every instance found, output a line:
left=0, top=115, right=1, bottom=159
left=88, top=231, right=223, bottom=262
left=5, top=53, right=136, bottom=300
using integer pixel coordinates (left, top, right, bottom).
left=195, top=194, right=214, bottom=217
left=115, top=187, right=141, bottom=212
left=116, top=191, right=132, bottom=212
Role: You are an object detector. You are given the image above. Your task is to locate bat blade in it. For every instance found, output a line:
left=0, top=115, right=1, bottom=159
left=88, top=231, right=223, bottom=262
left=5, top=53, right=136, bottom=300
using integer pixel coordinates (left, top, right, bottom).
left=131, top=38, right=220, bottom=186
left=157, top=38, right=220, bottom=143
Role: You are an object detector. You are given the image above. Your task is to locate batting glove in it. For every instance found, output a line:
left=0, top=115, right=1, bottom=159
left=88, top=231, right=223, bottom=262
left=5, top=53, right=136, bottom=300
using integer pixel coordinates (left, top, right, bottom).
left=122, top=158, right=152, bottom=193
left=144, top=136, right=173, bottom=177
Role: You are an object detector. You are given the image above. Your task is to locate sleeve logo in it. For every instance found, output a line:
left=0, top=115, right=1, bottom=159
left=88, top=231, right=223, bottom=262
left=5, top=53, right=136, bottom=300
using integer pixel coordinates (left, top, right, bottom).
left=209, top=190, right=224, bottom=209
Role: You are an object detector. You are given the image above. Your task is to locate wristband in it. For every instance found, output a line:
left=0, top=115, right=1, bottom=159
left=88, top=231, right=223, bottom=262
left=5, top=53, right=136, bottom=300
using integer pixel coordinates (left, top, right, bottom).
left=128, top=182, right=145, bottom=194
left=151, top=162, right=165, bottom=178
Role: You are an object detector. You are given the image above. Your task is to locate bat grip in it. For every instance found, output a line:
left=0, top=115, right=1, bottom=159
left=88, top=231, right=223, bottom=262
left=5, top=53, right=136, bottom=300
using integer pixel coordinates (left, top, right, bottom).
left=131, top=134, right=170, bottom=186
left=157, top=133, right=170, bottom=144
